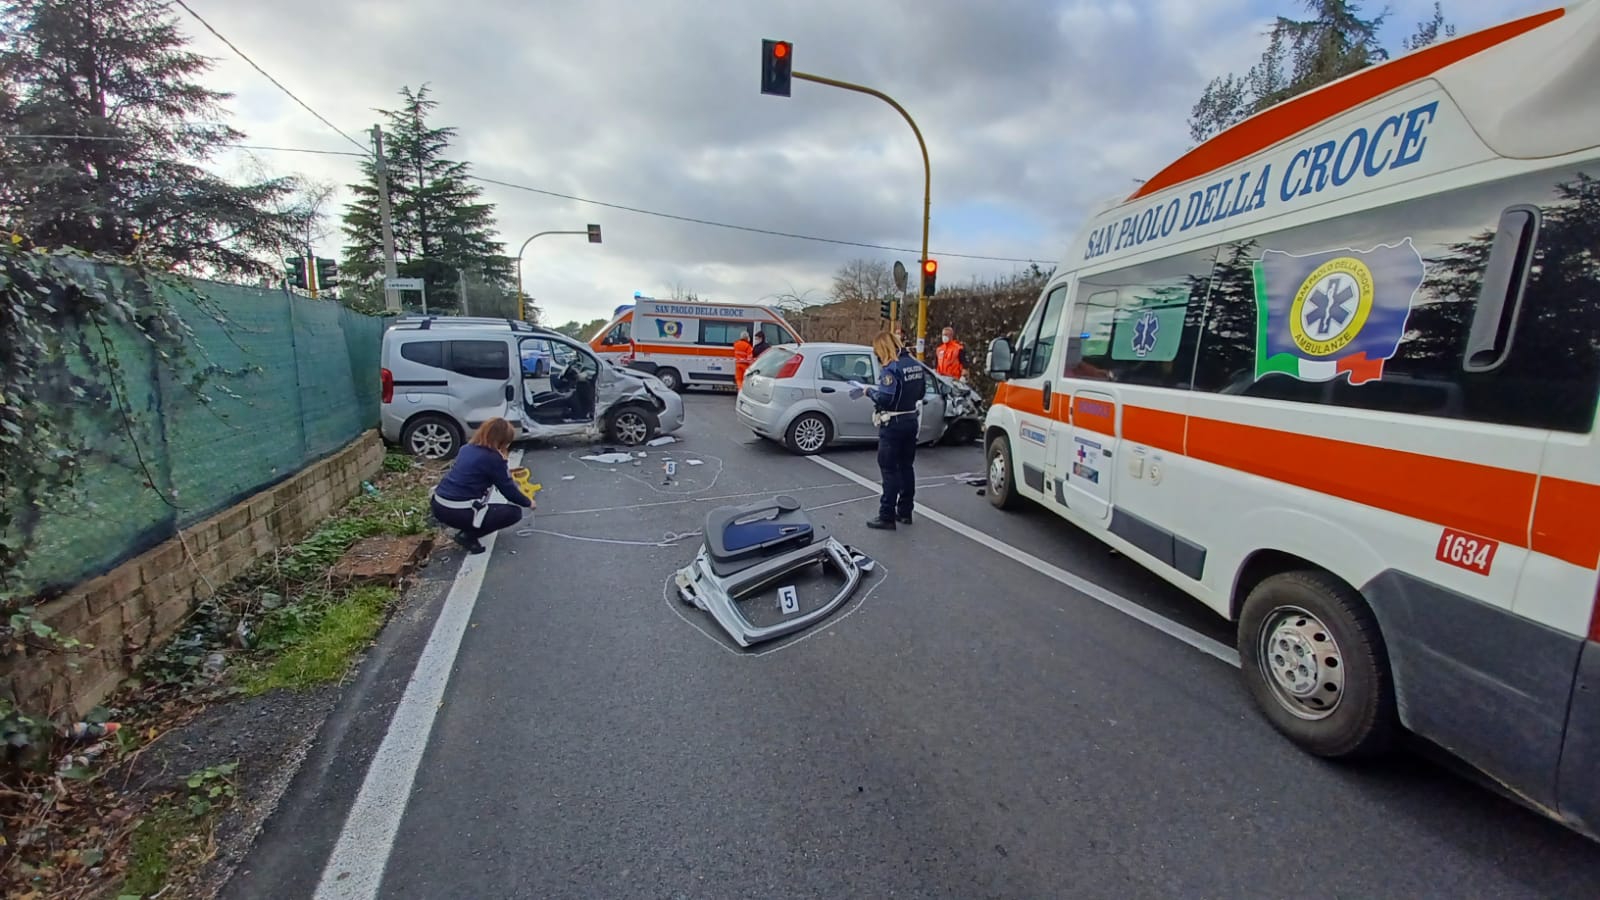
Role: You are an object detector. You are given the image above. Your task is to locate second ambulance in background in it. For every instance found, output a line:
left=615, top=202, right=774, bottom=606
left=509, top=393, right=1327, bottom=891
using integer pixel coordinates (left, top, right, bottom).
left=589, top=296, right=804, bottom=392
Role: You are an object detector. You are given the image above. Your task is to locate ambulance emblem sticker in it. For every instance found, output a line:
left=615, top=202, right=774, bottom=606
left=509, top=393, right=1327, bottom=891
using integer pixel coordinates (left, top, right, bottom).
left=1251, top=239, right=1426, bottom=385
left=654, top=318, right=684, bottom=338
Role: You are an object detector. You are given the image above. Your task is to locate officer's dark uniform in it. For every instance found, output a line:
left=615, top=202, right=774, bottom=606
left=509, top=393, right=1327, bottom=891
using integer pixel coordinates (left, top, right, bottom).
left=866, top=348, right=925, bottom=528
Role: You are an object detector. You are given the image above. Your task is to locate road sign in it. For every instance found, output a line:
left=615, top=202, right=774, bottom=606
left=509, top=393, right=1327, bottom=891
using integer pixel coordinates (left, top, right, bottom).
left=893, top=260, right=907, bottom=292
left=385, top=277, right=424, bottom=291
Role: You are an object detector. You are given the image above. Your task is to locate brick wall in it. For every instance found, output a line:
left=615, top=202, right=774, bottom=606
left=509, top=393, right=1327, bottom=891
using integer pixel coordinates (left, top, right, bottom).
left=2, top=431, right=387, bottom=720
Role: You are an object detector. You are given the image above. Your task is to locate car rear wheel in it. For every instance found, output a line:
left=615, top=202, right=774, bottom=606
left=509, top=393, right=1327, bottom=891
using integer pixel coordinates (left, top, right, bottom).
left=1238, top=570, right=1396, bottom=759
left=402, top=414, right=463, bottom=461
left=655, top=367, right=683, bottom=392
left=606, top=404, right=658, bottom=446
left=784, top=412, right=832, bottom=455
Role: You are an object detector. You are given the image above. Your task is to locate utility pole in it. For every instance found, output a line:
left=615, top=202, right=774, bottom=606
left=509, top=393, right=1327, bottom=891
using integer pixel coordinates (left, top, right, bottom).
left=371, top=125, right=401, bottom=312
left=458, top=268, right=470, bottom=316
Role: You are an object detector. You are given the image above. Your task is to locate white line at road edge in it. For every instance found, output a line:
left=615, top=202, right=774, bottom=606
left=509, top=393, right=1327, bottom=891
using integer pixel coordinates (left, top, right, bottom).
left=806, top=456, right=1242, bottom=668
left=312, top=449, right=523, bottom=900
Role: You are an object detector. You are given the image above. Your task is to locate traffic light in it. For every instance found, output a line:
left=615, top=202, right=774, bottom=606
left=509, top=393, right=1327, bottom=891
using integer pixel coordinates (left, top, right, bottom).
left=921, top=258, right=938, bottom=296
left=285, top=256, right=308, bottom=290
left=587, top=223, right=602, bottom=243
left=761, top=39, right=792, bottom=97
left=314, top=257, right=339, bottom=291
left=879, top=297, right=892, bottom=320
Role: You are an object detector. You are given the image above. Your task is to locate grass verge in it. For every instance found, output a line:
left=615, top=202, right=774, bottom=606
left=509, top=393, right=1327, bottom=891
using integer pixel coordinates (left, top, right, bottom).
left=0, top=453, right=443, bottom=900
left=240, top=586, right=396, bottom=695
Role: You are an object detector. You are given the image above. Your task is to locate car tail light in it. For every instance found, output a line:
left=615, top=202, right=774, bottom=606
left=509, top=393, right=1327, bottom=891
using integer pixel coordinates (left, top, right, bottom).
left=381, top=367, right=394, bottom=403
left=774, top=352, right=804, bottom=379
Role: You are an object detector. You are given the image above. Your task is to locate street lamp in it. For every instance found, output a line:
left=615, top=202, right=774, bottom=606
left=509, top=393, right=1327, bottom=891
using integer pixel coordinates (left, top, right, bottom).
left=515, top=224, right=603, bottom=322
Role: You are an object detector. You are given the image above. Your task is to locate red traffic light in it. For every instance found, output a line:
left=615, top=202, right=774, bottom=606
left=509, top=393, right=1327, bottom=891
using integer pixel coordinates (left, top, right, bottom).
left=761, top=39, right=793, bottom=97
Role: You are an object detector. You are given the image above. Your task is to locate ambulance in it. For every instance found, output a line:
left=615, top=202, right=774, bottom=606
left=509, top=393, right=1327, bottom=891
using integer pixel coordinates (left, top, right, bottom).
left=983, top=5, right=1599, bottom=837
left=588, top=296, right=804, bottom=392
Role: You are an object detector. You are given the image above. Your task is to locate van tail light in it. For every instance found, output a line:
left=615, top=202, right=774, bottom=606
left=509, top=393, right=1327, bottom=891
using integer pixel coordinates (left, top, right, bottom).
left=381, top=367, right=394, bottom=404
left=774, top=352, right=804, bottom=379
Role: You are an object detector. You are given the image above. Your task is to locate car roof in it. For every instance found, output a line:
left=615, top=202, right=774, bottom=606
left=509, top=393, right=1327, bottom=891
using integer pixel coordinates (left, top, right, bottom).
left=780, top=341, right=868, bottom=352
left=387, top=315, right=563, bottom=338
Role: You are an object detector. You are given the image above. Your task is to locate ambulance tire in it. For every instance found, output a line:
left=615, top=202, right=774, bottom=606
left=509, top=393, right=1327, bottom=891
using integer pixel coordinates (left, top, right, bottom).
left=1238, top=570, right=1397, bottom=760
left=655, top=368, right=683, bottom=392
left=985, top=433, right=1023, bottom=510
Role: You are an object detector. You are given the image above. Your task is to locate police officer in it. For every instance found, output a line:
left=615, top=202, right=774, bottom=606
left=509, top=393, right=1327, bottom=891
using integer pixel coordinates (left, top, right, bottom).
left=852, top=330, right=924, bottom=530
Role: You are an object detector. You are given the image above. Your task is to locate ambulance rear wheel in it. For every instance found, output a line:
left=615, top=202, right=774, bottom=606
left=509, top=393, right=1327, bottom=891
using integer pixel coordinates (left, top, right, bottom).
left=1238, top=570, right=1397, bottom=759
left=656, top=367, right=682, bottom=392
left=986, top=433, right=1022, bottom=510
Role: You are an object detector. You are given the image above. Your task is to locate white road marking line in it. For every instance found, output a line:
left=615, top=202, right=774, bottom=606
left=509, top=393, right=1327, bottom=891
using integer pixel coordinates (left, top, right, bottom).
left=312, top=450, right=524, bottom=899
left=806, top=456, right=1241, bottom=667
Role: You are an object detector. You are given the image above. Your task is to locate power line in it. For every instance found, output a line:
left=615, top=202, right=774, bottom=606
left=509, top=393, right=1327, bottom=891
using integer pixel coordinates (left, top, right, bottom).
left=0, top=132, right=366, bottom=157
left=170, top=0, right=371, bottom=156
left=471, top=175, right=1048, bottom=264
left=79, top=8, right=1053, bottom=265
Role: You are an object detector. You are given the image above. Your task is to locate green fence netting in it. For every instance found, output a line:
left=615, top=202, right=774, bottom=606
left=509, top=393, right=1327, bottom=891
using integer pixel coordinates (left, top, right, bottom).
left=8, top=261, right=392, bottom=596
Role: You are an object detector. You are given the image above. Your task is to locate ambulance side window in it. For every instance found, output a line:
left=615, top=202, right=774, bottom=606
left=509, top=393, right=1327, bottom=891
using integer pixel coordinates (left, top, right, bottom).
left=1069, top=248, right=1214, bottom=387
left=1189, top=165, right=1600, bottom=433
left=603, top=321, right=630, bottom=344
left=1012, top=285, right=1067, bottom=378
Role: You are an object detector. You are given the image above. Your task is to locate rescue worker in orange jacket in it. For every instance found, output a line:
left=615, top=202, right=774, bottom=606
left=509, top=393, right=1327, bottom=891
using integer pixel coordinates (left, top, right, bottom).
left=733, top=331, right=754, bottom=390
left=935, top=326, right=969, bottom=380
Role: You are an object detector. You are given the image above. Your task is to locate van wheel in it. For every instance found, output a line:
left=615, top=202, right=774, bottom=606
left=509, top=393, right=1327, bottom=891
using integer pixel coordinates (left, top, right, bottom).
left=986, top=433, right=1022, bottom=510
left=784, top=412, right=832, bottom=455
left=402, top=414, right=462, bottom=461
left=655, top=367, right=683, bottom=392
left=1238, top=571, right=1397, bottom=759
left=606, top=404, right=658, bottom=446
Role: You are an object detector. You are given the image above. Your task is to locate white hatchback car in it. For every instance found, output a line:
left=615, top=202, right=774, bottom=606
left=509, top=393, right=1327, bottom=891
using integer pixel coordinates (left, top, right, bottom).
left=736, top=342, right=984, bottom=455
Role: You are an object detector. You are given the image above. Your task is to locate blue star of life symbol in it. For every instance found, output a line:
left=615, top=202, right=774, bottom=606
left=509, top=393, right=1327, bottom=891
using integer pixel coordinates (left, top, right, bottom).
left=1131, top=310, right=1159, bottom=358
left=1307, top=276, right=1354, bottom=337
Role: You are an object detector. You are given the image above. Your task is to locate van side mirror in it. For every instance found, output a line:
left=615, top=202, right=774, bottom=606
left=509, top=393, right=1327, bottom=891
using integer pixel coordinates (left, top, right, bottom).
left=987, top=338, right=1014, bottom=381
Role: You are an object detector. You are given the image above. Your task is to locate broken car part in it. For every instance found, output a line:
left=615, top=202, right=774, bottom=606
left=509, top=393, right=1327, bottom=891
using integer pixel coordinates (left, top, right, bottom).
left=674, top=495, right=861, bottom=648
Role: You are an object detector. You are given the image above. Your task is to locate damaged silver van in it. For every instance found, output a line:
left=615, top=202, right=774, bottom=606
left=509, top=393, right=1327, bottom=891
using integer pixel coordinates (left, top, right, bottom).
left=380, top=316, right=685, bottom=460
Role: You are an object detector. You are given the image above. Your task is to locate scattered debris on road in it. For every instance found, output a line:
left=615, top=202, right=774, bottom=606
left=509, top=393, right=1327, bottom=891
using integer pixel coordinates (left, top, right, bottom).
left=646, top=435, right=678, bottom=447
left=580, top=452, right=633, bottom=465
left=673, top=495, right=864, bottom=648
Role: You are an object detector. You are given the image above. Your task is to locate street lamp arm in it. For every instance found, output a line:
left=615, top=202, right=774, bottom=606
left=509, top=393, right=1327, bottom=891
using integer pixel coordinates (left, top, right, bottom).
left=793, top=70, right=933, bottom=359
left=517, top=230, right=589, bottom=259
left=514, top=229, right=598, bottom=322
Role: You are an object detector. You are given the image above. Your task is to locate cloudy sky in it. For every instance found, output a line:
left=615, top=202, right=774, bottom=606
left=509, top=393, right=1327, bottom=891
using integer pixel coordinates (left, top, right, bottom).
left=183, top=0, right=1545, bottom=327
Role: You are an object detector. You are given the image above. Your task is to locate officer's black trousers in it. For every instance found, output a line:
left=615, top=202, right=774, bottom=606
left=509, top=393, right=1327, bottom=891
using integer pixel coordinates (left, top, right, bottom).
left=876, top=428, right=917, bottom=521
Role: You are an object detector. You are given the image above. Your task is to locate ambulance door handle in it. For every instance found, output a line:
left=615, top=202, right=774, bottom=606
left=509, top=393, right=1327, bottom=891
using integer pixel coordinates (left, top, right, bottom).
left=1042, top=381, right=1052, bottom=410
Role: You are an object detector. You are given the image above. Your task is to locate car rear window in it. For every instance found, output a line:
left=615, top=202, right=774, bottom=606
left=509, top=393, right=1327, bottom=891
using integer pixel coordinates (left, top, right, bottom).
left=747, top=347, right=796, bottom=377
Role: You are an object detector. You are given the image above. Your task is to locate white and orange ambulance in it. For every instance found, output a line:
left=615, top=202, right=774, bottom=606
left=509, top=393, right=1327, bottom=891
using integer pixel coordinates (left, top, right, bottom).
left=588, top=296, right=803, bottom=392
left=983, top=4, right=1600, bottom=837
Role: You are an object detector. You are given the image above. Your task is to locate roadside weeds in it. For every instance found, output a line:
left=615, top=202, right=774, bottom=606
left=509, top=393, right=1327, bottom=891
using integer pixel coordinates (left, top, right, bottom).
left=0, top=452, right=445, bottom=900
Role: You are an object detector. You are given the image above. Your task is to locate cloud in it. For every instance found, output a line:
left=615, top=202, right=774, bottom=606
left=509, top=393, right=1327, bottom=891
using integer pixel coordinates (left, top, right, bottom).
left=183, top=0, right=1549, bottom=327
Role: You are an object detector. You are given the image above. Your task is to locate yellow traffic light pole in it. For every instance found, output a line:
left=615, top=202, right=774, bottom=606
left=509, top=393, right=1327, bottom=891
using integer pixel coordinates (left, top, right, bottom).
left=792, top=71, right=931, bottom=361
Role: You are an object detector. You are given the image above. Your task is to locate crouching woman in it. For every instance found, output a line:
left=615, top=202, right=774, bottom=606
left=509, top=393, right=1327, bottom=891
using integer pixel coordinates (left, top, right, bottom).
left=429, top=417, right=533, bottom=554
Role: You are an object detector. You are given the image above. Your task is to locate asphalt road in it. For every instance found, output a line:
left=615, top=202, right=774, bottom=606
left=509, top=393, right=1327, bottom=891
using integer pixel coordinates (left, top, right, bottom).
left=230, top=393, right=1600, bottom=899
